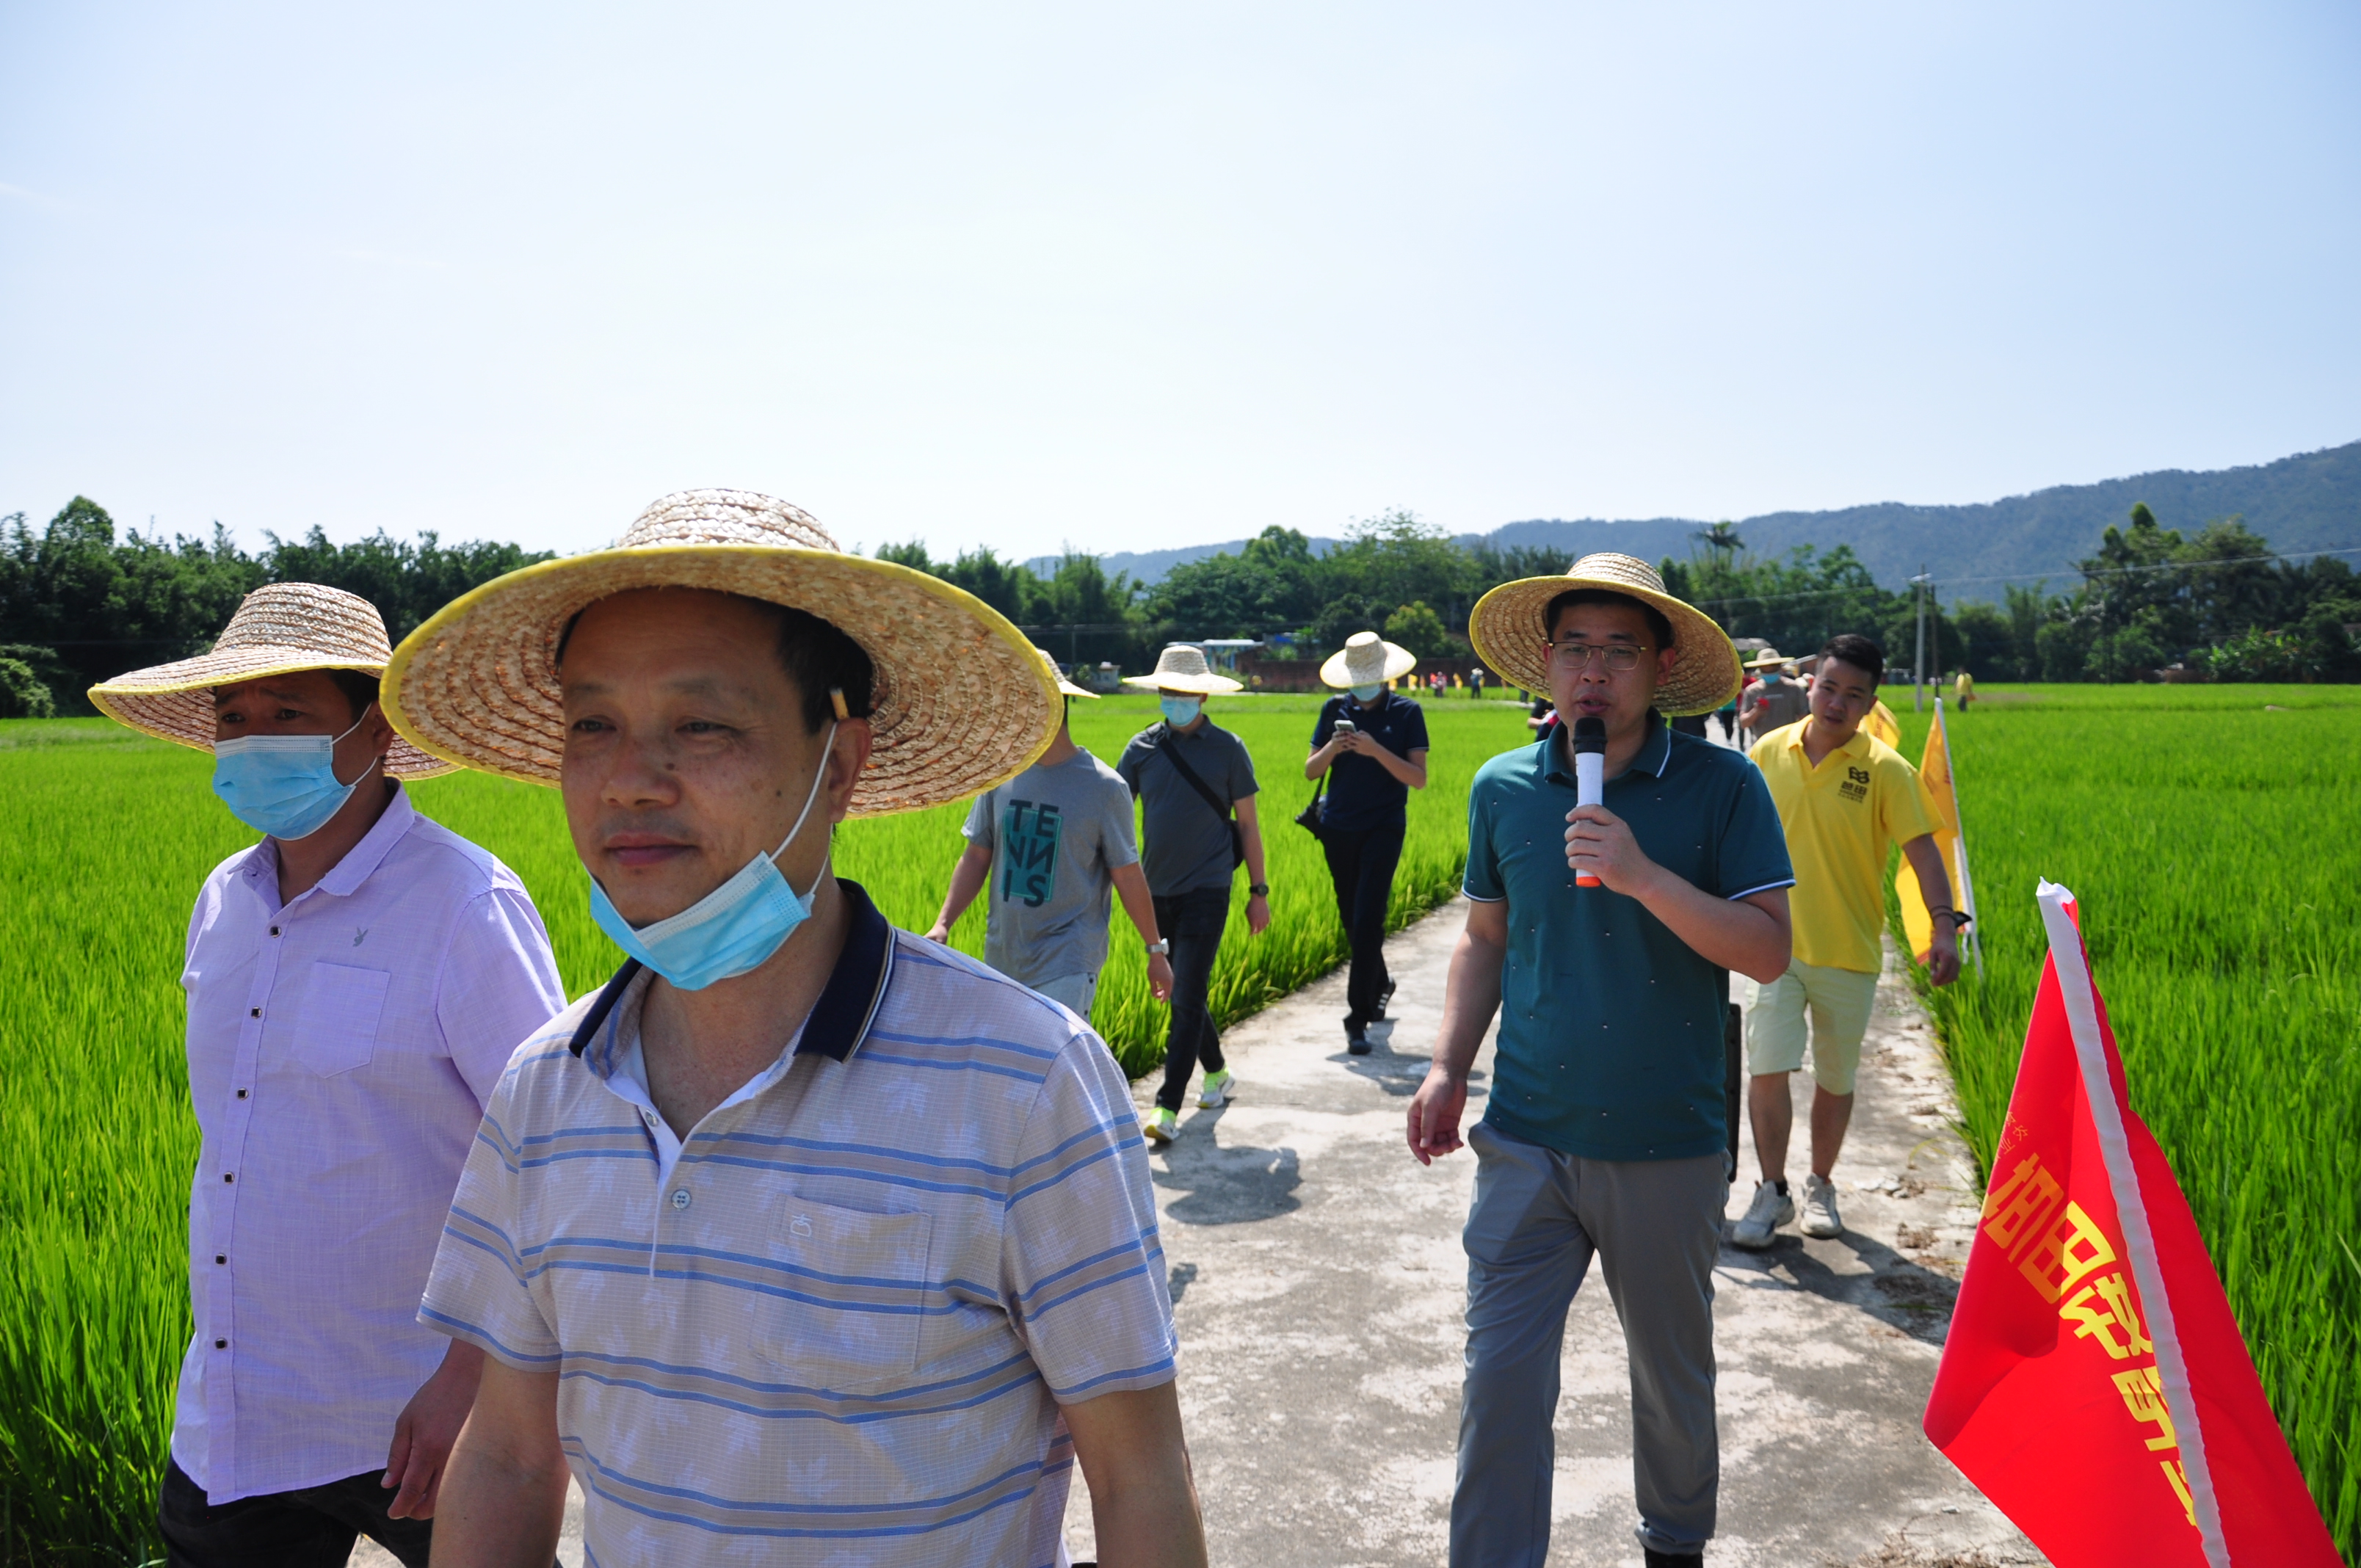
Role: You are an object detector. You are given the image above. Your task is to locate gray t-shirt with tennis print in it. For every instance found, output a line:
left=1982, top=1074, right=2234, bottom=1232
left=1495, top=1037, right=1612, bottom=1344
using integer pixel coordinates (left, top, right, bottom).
left=1115, top=719, right=1260, bottom=898
left=961, top=749, right=1143, bottom=988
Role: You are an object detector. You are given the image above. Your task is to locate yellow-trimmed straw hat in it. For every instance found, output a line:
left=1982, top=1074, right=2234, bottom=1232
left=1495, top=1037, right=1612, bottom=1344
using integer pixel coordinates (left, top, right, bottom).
left=1745, top=647, right=1793, bottom=672
left=380, top=489, right=1060, bottom=816
left=1040, top=648, right=1098, bottom=699
left=1467, top=552, right=1741, bottom=718
left=1319, top=631, right=1418, bottom=689
left=87, top=582, right=455, bottom=778
left=1120, top=644, right=1244, bottom=695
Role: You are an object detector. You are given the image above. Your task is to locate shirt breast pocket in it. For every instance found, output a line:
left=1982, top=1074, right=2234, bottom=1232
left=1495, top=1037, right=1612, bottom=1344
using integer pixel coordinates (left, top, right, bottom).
left=292, top=962, right=391, bottom=1077
left=759, top=1197, right=934, bottom=1391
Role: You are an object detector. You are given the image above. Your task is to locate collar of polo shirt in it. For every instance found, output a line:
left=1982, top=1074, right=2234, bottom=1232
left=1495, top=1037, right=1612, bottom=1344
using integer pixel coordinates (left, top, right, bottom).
left=567, top=877, right=896, bottom=1064
left=1541, top=710, right=1672, bottom=783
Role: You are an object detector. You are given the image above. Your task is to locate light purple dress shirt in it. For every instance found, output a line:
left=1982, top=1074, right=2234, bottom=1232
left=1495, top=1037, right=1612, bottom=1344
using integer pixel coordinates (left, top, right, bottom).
left=173, top=783, right=565, bottom=1503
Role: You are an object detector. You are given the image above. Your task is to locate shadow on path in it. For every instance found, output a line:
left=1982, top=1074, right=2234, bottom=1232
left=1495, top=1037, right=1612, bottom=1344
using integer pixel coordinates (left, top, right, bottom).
left=1150, top=1107, right=1303, bottom=1224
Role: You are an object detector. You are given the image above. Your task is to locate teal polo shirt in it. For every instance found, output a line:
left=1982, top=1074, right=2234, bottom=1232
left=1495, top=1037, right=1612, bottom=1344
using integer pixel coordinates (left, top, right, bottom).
left=1463, top=716, right=1794, bottom=1161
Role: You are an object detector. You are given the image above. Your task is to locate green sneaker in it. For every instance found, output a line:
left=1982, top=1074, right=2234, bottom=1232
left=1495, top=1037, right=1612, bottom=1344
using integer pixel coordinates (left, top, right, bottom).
left=1142, top=1107, right=1178, bottom=1144
left=1198, top=1070, right=1236, bottom=1108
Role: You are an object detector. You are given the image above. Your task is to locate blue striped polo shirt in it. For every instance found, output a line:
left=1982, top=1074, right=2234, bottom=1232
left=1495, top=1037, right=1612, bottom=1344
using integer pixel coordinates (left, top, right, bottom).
left=419, top=880, right=1175, bottom=1567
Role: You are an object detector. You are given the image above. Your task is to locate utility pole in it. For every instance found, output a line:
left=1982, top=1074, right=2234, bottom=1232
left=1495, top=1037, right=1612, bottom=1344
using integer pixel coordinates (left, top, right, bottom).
left=1912, top=566, right=1930, bottom=713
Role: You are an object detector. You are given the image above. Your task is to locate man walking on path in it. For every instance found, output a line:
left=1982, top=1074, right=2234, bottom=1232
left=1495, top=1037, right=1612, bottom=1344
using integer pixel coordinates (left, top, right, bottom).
left=1306, top=631, right=1428, bottom=1054
left=1119, top=644, right=1271, bottom=1144
left=1410, top=554, right=1794, bottom=1568
left=927, top=648, right=1175, bottom=1017
left=1732, top=634, right=1962, bottom=1250
left=389, top=490, right=1203, bottom=1567
left=90, top=585, right=565, bottom=1568
left=1736, top=649, right=1808, bottom=749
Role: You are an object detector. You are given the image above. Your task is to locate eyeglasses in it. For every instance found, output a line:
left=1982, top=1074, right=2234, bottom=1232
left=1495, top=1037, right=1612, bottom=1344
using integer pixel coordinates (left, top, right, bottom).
left=1545, top=640, right=1647, bottom=672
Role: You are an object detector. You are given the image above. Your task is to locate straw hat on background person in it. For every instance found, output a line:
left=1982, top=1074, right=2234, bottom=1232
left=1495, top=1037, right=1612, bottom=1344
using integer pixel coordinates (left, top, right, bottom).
left=1120, top=644, right=1244, bottom=695
left=1041, top=648, right=1098, bottom=699
left=380, top=489, right=1060, bottom=816
left=1319, top=631, right=1418, bottom=690
left=87, top=582, right=454, bottom=777
left=1467, top=552, right=1741, bottom=717
left=1745, top=648, right=1794, bottom=673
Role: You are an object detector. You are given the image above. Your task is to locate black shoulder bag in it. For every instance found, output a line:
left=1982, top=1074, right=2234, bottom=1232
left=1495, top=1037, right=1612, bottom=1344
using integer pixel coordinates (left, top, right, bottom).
left=1158, top=727, right=1246, bottom=873
left=1295, top=771, right=1327, bottom=841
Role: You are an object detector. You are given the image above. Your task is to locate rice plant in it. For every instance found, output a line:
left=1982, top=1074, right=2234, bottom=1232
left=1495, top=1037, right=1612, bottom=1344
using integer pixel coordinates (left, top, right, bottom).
left=1882, top=684, right=2360, bottom=1557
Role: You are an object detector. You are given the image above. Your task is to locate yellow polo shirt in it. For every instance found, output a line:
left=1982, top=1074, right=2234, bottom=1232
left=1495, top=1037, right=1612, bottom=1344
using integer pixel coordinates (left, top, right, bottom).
left=1751, top=719, right=1937, bottom=973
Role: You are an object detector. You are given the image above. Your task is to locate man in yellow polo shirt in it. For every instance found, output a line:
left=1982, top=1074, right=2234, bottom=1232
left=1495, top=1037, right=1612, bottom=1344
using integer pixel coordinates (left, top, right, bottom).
left=1733, top=634, right=1964, bottom=1248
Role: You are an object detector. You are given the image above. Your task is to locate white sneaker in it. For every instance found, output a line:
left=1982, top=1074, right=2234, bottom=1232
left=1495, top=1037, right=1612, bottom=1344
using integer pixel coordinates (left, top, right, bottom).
left=1142, top=1108, right=1178, bottom=1144
left=1800, top=1174, right=1844, bottom=1238
left=1198, top=1069, right=1236, bottom=1108
left=1730, top=1180, right=1795, bottom=1250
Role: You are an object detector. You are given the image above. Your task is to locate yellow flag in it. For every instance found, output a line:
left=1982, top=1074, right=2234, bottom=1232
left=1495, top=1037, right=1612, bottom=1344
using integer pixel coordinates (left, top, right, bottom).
left=1863, top=700, right=1900, bottom=749
left=1896, top=700, right=1978, bottom=967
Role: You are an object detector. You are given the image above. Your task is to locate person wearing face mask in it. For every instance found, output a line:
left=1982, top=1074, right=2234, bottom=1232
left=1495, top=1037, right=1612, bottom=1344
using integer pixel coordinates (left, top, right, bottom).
left=1115, top=644, right=1270, bottom=1145
left=87, top=584, right=565, bottom=1568
left=1305, top=631, right=1428, bottom=1054
left=381, top=492, right=1204, bottom=1568
left=1736, top=648, right=1808, bottom=750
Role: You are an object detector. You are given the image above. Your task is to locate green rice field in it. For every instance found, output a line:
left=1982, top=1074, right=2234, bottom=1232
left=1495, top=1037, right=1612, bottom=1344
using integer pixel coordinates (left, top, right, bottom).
left=0, top=692, right=1517, bottom=1562
left=3, top=686, right=2354, bottom=1558
left=1879, top=685, right=2360, bottom=1557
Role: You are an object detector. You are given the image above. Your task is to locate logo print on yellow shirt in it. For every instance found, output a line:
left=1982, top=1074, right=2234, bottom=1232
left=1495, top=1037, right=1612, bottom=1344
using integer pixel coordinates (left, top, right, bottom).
left=1839, top=766, right=1870, bottom=803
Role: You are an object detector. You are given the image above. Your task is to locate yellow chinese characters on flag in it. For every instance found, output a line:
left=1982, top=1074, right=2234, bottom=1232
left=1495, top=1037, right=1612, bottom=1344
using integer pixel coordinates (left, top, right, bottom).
left=1923, top=884, right=2340, bottom=1567
left=1896, top=699, right=1977, bottom=967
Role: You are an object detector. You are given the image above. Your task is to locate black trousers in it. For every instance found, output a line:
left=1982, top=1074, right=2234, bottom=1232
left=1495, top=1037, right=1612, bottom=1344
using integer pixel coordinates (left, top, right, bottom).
left=1153, top=886, right=1233, bottom=1111
left=1322, top=819, right=1405, bottom=1031
left=159, top=1456, right=432, bottom=1568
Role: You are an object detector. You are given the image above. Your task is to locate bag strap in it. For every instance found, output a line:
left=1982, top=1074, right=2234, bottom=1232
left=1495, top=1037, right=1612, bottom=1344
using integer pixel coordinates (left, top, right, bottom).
left=1158, top=725, right=1233, bottom=825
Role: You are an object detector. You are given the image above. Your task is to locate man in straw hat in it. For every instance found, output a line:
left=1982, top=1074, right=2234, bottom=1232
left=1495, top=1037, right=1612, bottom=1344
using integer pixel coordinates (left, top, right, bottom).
left=88, top=584, right=566, bottom=1567
left=1117, top=644, right=1270, bottom=1145
left=1306, top=630, right=1429, bottom=1053
left=1408, top=553, right=1796, bottom=1567
left=926, top=648, right=1175, bottom=1017
left=1736, top=647, right=1808, bottom=749
left=382, top=491, right=1203, bottom=1567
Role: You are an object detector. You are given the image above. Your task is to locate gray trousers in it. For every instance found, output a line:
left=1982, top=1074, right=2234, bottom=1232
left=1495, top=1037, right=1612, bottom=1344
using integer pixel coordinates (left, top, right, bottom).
left=1453, top=1121, right=1727, bottom=1565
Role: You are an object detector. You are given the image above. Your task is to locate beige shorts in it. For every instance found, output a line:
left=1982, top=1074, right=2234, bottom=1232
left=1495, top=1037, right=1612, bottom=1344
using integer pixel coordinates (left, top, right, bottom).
left=1744, top=959, right=1880, bottom=1095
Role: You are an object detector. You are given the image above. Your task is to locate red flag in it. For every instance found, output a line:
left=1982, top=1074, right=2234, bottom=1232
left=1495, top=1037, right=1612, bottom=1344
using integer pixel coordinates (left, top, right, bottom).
left=1923, top=882, right=2339, bottom=1567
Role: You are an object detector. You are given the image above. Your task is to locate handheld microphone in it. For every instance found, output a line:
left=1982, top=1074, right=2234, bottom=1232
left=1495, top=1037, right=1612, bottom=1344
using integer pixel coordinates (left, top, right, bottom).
left=1572, top=717, right=1606, bottom=888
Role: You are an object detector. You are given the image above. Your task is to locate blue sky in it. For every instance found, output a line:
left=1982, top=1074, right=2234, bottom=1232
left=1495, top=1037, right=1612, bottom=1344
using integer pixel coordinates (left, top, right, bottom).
left=4, top=1, right=2357, bottom=562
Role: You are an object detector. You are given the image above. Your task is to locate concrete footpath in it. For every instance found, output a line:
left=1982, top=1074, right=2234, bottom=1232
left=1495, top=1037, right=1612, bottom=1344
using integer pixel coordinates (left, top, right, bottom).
left=1067, top=899, right=2045, bottom=1568
left=358, top=899, right=2042, bottom=1568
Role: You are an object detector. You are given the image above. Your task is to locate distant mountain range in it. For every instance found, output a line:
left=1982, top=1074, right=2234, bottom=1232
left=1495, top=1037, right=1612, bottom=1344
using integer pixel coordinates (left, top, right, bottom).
left=1029, top=439, right=2361, bottom=598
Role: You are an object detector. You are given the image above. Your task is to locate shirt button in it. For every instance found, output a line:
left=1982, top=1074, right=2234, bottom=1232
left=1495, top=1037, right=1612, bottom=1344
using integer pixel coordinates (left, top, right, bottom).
left=671, top=1189, right=692, bottom=1211
left=214, top=1338, right=227, bottom=1349
left=236, top=1089, right=249, bottom=1100
left=269, top=926, right=279, bottom=936
left=644, top=1110, right=659, bottom=1126
left=215, top=1255, right=226, bottom=1265
left=223, top=1172, right=234, bottom=1183
left=250, top=1008, right=261, bottom=1018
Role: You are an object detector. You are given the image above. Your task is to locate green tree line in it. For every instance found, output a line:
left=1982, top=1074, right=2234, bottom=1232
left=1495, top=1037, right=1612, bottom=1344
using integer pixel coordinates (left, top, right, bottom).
left=5, top=495, right=2353, bottom=719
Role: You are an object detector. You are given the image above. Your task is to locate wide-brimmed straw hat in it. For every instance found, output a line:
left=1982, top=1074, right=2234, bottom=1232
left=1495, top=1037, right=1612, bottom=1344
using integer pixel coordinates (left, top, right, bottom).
left=1319, top=631, right=1418, bottom=689
left=1041, top=648, right=1098, bottom=699
left=1467, top=552, right=1741, bottom=718
left=1746, top=647, right=1794, bottom=671
left=1120, top=644, right=1244, bottom=695
left=88, top=583, right=454, bottom=778
left=380, top=490, right=1059, bottom=816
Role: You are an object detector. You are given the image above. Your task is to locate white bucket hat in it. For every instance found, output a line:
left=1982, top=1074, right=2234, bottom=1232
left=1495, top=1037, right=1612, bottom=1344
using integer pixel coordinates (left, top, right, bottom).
left=88, top=582, right=454, bottom=778
left=1120, top=644, right=1244, bottom=695
left=1467, top=552, right=1741, bottom=718
left=381, top=489, right=1060, bottom=816
left=1319, top=631, right=1418, bottom=689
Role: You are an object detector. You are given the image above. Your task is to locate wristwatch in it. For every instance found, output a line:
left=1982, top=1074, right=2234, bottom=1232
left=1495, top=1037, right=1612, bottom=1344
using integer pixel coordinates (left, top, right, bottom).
left=1932, top=907, right=1973, bottom=932
left=1146, top=939, right=1169, bottom=956
left=1249, top=882, right=1270, bottom=899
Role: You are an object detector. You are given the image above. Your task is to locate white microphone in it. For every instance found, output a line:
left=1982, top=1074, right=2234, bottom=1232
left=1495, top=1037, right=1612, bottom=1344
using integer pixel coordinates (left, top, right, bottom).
left=1571, top=716, right=1606, bottom=888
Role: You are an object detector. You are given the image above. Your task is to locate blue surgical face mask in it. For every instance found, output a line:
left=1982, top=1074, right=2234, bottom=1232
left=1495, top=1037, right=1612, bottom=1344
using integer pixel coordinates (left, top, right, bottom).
left=588, top=721, right=838, bottom=992
left=1159, top=695, right=1202, bottom=727
left=211, top=706, right=374, bottom=841
left=1760, top=669, right=1781, bottom=685
left=1350, top=683, right=1383, bottom=703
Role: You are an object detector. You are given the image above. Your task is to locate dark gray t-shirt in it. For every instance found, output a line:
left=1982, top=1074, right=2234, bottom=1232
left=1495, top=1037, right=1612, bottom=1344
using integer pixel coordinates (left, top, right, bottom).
left=1115, top=720, right=1259, bottom=897
left=961, top=750, right=1141, bottom=986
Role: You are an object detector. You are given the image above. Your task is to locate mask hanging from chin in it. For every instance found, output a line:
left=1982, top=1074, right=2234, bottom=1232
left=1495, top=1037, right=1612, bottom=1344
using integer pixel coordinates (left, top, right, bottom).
left=211, top=706, right=376, bottom=841
left=589, top=720, right=840, bottom=991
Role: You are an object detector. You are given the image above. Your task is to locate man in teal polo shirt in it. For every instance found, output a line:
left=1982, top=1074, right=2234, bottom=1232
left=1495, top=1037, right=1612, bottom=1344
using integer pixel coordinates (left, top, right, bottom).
left=1411, top=555, right=1794, bottom=1568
